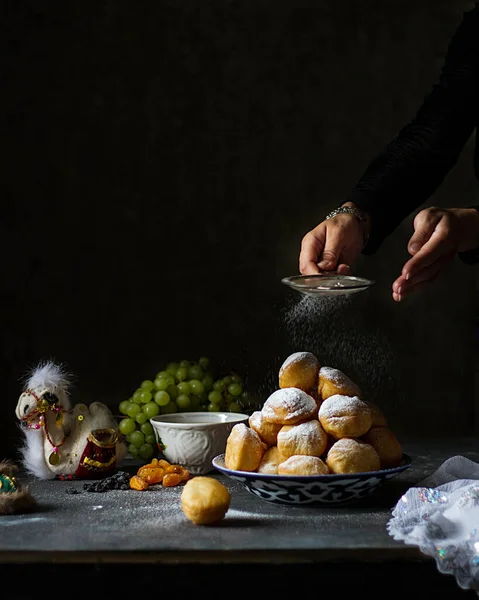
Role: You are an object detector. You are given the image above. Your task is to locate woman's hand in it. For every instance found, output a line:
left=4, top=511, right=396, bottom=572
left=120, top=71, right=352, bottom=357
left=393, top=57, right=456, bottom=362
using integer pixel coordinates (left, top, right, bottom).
left=299, top=203, right=369, bottom=275
left=392, top=206, right=479, bottom=301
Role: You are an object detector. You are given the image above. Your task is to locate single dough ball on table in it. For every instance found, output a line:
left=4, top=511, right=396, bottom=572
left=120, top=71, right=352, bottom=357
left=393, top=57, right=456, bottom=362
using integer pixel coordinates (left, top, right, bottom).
left=363, top=401, right=388, bottom=428
left=277, top=419, right=328, bottom=459
left=249, top=410, right=282, bottom=446
left=362, top=427, right=403, bottom=468
left=326, top=438, right=380, bottom=474
left=278, top=351, right=320, bottom=393
left=257, top=446, right=285, bottom=474
left=261, top=387, right=317, bottom=426
left=224, top=423, right=266, bottom=472
left=318, top=366, right=362, bottom=402
left=278, top=455, right=330, bottom=476
left=318, top=394, right=372, bottom=439
left=181, top=476, right=230, bottom=525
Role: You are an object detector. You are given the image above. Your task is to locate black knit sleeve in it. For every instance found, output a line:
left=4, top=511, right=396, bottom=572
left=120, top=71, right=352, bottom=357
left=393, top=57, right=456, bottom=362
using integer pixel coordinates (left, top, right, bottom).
left=343, top=6, right=479, bottom=255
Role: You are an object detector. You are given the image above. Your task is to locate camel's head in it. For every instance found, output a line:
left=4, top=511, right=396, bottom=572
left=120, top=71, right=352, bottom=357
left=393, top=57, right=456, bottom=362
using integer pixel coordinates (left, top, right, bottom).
left=16, top=361, right=72, bottom=427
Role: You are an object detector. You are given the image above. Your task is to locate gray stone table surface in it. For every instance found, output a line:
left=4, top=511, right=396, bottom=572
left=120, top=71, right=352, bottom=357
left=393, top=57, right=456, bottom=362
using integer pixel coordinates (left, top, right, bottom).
left=1, top=437, right=478, bottom=565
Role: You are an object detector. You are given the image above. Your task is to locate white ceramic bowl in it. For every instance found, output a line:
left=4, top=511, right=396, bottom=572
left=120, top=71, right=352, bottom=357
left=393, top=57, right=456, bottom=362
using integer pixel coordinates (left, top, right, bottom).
left=150, top=412, right=249, bottom=475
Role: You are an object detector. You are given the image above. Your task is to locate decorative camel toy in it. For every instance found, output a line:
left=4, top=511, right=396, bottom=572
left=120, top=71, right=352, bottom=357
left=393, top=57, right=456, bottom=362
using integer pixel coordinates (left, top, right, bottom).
left=15, top=360, right=127, bottom=480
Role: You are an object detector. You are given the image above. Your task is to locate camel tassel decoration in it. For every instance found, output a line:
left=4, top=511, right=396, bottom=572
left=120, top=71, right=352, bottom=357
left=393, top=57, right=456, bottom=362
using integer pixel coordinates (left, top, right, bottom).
left=15, top=360, right=127, bottom=480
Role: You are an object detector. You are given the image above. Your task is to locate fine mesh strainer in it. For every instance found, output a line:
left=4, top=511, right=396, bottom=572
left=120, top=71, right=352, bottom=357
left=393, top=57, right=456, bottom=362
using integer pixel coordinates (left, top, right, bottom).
left=281, top=274, right=375, bottom=297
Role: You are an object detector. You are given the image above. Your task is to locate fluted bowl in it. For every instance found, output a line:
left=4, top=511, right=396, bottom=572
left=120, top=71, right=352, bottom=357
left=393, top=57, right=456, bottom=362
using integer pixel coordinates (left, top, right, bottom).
left=150, top=412, right=249, bottom=475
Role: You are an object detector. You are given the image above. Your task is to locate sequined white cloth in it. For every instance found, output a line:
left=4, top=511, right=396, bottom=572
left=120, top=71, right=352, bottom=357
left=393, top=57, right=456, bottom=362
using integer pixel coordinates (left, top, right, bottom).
left=388, top=456, right=479, bottom=594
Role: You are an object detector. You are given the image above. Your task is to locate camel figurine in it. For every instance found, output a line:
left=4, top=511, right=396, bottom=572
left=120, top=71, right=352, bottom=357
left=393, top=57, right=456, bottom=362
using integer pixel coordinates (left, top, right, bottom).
left=15, top=360, right=127, bottom=480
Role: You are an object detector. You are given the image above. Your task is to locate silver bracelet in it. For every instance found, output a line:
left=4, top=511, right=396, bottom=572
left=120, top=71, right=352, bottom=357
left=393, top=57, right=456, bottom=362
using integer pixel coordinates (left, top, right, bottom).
left=324, top=206, right=367, bottom=223
left=324, top=206, right=370, bottom=246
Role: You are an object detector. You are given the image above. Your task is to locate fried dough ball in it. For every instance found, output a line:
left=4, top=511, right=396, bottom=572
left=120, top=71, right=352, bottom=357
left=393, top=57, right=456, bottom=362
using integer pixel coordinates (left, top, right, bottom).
left=261, top=387, right=317, bottom=426
left=257, top=446, right=285, bottom=474
left=278, top=351, right=320, bottom=393
left=326, top=438, right=380, bottom=474
left=181, top=476, right=230, bottom=525
left=277, top=419, right=328, bottom=459
left=363, top=401, right=388, bottom=428
left=249, top=410, right=282, bottom=446
left=278, top=455, right=330, bottom=476
left=362, top=427, right=403, bottom=468
left=318, top=394, right=372, bottom=439
left=318, top=366, right=362, bottom=402
left=224, top=423, right=266, bottom=472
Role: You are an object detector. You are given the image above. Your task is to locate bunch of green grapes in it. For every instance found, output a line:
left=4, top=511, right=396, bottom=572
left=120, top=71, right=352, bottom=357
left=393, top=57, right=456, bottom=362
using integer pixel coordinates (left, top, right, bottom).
left=117, top=357, right=258, bottom=462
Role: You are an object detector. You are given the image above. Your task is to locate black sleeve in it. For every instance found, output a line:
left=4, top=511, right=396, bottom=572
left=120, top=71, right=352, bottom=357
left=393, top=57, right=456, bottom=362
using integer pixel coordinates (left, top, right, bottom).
left=343, top=5, right=479, bottom=255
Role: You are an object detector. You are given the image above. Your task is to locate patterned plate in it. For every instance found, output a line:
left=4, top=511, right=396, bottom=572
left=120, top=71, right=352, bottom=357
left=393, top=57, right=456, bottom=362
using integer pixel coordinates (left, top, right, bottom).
left=212, top=453, right=412, bottom=506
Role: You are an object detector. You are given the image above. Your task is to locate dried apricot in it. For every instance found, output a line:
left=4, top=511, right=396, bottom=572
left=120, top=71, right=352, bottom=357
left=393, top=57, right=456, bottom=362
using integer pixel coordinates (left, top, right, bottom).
left=130, top=475, right=149, bottom=491
left=163, top=473, right=183, bottom=487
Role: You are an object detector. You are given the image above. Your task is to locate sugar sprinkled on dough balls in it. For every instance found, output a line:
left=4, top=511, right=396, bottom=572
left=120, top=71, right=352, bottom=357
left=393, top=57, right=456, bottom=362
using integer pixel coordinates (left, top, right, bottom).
left=279, top=351, right=320, bottom=393
left=181, top=476, right=230, bottom=525
left=261, top=387, right=317, bottom=426
left=318, top=394, right=372, bottom=439
left=326, top=438, right=380, bottom=474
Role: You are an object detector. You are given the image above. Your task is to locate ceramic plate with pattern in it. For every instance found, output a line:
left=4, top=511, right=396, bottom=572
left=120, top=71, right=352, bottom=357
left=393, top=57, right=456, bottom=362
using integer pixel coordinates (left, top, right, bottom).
left=212, top=453, right=412, bottom=506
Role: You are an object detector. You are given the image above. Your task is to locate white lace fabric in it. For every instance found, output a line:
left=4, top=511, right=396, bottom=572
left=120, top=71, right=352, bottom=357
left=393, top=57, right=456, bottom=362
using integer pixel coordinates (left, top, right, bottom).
left=388, top=456, right=479, bottom=594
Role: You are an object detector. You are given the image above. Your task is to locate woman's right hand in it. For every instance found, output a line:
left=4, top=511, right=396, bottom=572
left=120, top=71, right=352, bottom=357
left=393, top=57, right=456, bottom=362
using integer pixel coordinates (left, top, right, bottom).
left=299, top=203, right=370, bottom=275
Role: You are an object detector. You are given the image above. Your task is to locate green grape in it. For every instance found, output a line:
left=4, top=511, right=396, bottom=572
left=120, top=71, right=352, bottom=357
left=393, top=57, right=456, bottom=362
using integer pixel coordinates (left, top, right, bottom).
left=126, top=434, right=133, bottom=443
left=140, top=422, right=154, bottom=435
left=161, top=400, right=178, bottom=414
left=202, top=374, right=214, bottom=391
left=179, top=359, right=190, bottom=368
left=223, top=375, right=233, bottom=386
left=189, top=379, right=204, bottom=395
left=166, top=362, right=179, bottom=375
left=119, top=418, right=136, bottom=435
left=188, top=365, right=204, bottom=380
left=140, top=379, right=154, bottom=391
left=198, top=356, right=209, bottom=370
left=126, top=403, right=142, bottom=418
left=135, top=412, right=148, bottom=425
left=143, top=401, right=160, bottom=418
left=154, top=376, right=169, bottom=391
left=130, top=430, right=145, bottom=448
left=230, top=374, right=243, bottom=384
left=228, top=402, right=242, bottom=413
left=154, top=390, right=170, bottom=406
left=132, top=389, right=143, bottom=403
left=213, top=380, right=225, bottom=392
left=166, top=384, right=179, bottom=400
left=139, top=389, right=152, bottom=403
left=177, top=381, right=192, bottom=396
left=139, top=443, right=155, bottom=460
left=176, top=367, right=188, bottom=382
left=208, top=390, right=223, bottom=404
left=128, top=443, right=139, bottom=457
left=119, top=400, right=131, bottom=415
left=176, top=393, right=191, bottom=410
left=208, top=402, right=220, bottom=412
left=145, top=434, right=156, bottom=445
left=156, top=370, right=170, bottom=379
left=228, top=382, right=242, bottom=397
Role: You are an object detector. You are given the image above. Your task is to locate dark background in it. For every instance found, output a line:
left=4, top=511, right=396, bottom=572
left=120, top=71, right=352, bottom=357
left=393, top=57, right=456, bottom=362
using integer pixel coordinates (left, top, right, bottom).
left=2, top=0, right=479, bottom=461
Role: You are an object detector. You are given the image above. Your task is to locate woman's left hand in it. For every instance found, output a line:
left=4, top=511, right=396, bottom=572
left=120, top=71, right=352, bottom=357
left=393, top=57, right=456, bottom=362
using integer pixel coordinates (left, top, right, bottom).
left=392, top=206, right=479, bottom=302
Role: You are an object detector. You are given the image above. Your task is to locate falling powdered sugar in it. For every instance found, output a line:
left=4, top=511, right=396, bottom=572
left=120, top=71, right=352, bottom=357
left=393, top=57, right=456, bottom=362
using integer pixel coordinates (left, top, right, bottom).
left=280, top=294, right=401, bottom=409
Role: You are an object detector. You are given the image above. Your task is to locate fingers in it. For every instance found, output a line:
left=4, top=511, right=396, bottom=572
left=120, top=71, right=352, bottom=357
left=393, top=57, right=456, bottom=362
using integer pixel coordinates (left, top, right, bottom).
left=392, top=253, right=453, bottom=301
left=299, top=216, right=363, bottom=275
left=299, top=228, right=325, bottom=274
